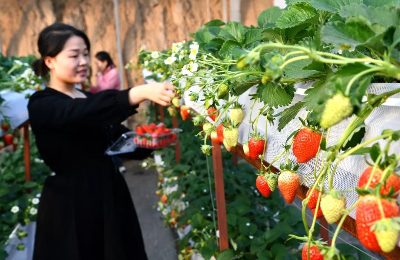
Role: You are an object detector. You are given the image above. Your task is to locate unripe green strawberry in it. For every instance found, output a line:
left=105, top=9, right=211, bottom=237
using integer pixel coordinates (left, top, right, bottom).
left=230, top=107, right=245, bottom=126
left=203, top=123, right=212, bottom=134
left=217, top=84, right=229, bottom=99
left=223, top=127, right=239, bottom=147
left=374, top=218, right=400, bottom=253
left=278, top=170, right=300, bottom=204
left=320, top=93, right=353, bottom=128
left=261, top=75, right=271, bottom=85
left=267, top=173, right=278, bottom=192
left=204, top=99, right=213, bottom=110
left=223, top=139, right=232, bottom=152
left=236, top=58, right=247, bottom=69
left=168, top=106, right=177, bottom=117
left=256, top=175, right=272, bottom=198
left=243, top=142, right=250, bottom=157
left=320, top=190, right=346, bottom=224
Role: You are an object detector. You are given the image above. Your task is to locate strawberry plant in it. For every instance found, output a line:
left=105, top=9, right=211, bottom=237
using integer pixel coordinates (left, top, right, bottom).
left=133, top=0, right=400, bottom=258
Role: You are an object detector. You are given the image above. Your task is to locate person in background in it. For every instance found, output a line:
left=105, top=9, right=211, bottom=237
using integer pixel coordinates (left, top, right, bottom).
left=28, top=23, right=174, bottom=260
left=90, top=51, right=121, bottom=93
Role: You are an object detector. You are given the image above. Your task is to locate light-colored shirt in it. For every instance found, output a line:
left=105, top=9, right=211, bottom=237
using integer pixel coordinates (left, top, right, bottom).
left=90, top=66, right=121, bottom=93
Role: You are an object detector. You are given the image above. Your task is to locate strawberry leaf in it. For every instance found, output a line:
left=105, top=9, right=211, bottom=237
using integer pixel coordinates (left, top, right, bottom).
left=218, top=22, right=246, bottom=43
left=277, top=101, right=305, bottom=131
left=218, top=40, right=242, bottom=58
left=341, top=122, right=366, bottom=151
left=257, top=6, right=283, bottom=28
left=308, top=0, right=362, bottom=12
left=369, top=143, right=381, bottom=163
left=217, top=249, right=235, bottom=260
left=205, top=19, right=225, bottom=27
left=244, top=29, right=263, bottom=46
left=276, top=3, right=317, bottom=29
left=259, top=83, right=295, bottom=108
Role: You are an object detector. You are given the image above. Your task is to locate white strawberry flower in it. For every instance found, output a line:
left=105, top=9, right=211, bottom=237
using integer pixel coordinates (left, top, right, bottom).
left=151, top=51, right=159, bottom=59
left=162, top=209, right=168, bottom=215
left=32, top=198, right=39, bottom=205
left=188, top=62, right=198, bottom=72
left=11, top=206, right=19, bottom=213
left=246, top=223, right=250, bottom=226
left=36, top=193, right=41, bottom=198
left=142, top=162, right=148, bottom=168
left=144, top=60, right=149, bottom=66
left=190, top=42, right=199, bottom=50
left=207, top=213, right=211, bottom=217
left=182, top=65, right=193, bottom=76
left=249, top=236, right=254, bottom=239
left=164, top=56, right=177, bottom=65
left=203, top=189, right=207, bottom=193
left=30, top=208, right=38, bottom=215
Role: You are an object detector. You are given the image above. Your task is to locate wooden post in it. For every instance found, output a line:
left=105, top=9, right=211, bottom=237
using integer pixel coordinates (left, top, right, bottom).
left=23, top=124, right=30, bottom=182
left=212, top=141, right=229, bottom=251
left=172, top=115, right=181, bottom=164
left=320, top=217, right=330, bottom=245
left=159, top=105, right=165, bottom=124
left=232, top=152, right=238, bottom=166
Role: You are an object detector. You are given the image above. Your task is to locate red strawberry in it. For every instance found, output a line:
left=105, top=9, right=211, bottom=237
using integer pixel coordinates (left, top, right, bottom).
left=217, top=124, right=224, bottom=143
left=180, top=106, right=190, bottom=121
left=306, top=188, right=323, bottom=209
left=256, top=175, right=272, bottom=198
left=169, top=133, right=177, bottom=144
left=141, top=139, right=148, bottom=147
left=4, top=134, right=13, bottom=146
left=358, top=167, right=400, bottom=198
left=356, top=195, right=399, bottom=252
left=312, top=207, right=323, bottom=219
left=293, top=127, right=322, bottom=163
left=161, top=194, right=168, bottom=204
left=133, top=137, right=139, bottom=145
left=149, top=123, right=157, bottom=130
left=164, top=128, right=172, bottom=133
left=1, top=121, right=10, bottom=132
left=301, top=244, right=324, bottom=260
left=278, top=170, right=300, bottom=204
left=136, top=126, right=144, bottom=135
left=248, top=136, right=266, bottom=160
left=142, top=125, right=152, bottom=133
left=211, top=131, right=220, bottom=144
left=207, top=107, right=218, bottom=121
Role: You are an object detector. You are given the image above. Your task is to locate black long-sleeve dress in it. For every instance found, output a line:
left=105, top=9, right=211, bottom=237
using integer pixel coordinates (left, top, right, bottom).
left=28, top=87, right=151, bottom=260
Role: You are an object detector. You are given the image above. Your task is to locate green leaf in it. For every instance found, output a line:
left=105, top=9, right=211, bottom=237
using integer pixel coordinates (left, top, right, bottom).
left=230, top=238, right=238, bottom=251
left=320, top=137, right=327, bottom=150
left=227, top=214, right=237, bottom=226
left=370, top=143, right=381, bottom=163
left=191, top=213, right=205, bottom=229
left=283, top=59, right=324, bottom=79
left=195, top=26, right=215, bottom=44
left=23, top=181, right=38, bottom=189
left=303, top=80, right=328, bottom=111
left=208, top=26, right=223, bottom=37
left=244, top=29, right=263, bottom=45
left=231, top=47, right=249, bottom=60
left=199, top=242, right=218, bottom=259
left=219, top=22, right=246, bottom=43
left=0, top=186, right=9, bottom=197
left=204, top=38, right=225, bottom=52
left=276, top=3, right=317, bottom=29
left=341, top=123, right=366, bottom=151
left=271, top=243, right=288, bottom=258
left=277, top=101, right=305, bottom=131
left=309, top=0, right=362, bottom=12
left=260, top=83, right=295, bottom=108
left=205, top=19, right=225, bottom=27
left=257, top=6, right=284, bottom=28
left=250, top=239, right=266, bottom=253
left=339, top=4, right=400, bottom=28
left=262, top=28, right=286, bottom=43
left=321, top=18, right=376, bottom=48
left=217, top=249, right=235, bottom=260
left=257, top=250, right=273, bottom=259
left=218, top=40, right=242, bottom=58
left=363, top=0, right=400, bottom=7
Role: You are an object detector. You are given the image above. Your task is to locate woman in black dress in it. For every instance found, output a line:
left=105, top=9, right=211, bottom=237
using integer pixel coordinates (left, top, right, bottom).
left=28, top=23, right=174, bottom=260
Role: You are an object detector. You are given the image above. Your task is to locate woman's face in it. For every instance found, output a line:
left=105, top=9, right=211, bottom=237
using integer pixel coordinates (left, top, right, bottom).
left=95, top=58, right=108, bottom=73
left=44, top=36, right=90, bottom=85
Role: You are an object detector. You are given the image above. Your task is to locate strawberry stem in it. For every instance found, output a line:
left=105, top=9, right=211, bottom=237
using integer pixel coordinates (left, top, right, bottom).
left=344, top=67, right=383, bottom=96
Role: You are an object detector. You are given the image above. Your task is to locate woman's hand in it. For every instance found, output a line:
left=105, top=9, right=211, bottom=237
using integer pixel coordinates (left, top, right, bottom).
left=129, top=82, right=175, bottom=106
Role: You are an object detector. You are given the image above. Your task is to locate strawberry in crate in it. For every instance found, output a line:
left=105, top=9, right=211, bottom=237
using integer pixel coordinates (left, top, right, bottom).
left=134, top=123, right=180, bottom=149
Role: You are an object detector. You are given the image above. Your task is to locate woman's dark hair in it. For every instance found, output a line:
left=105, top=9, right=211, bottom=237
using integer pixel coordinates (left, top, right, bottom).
left=95, top=51, right=114, bottom=69
left=32, top=23, right=90, bottom=77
